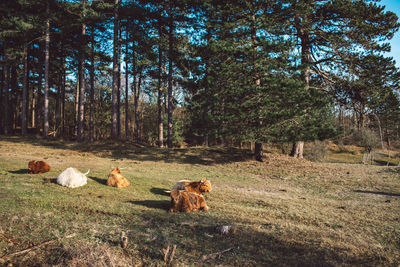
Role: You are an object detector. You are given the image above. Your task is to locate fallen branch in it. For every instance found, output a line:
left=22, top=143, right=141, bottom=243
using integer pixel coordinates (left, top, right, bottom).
left=0, top=233, right=76, bottom=260
left=163, top=245, right=170, bottom=263
left=201, top=247, right=234, bottom=261
left=168, top=245, right=176, bottom=264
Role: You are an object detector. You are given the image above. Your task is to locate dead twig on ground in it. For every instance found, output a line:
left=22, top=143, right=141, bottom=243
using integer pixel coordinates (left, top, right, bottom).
left=163, top=245, right=170, bottom=263
left=168, top=245, right=176, bottom=264
left=162, top=244, right=177, bottom=266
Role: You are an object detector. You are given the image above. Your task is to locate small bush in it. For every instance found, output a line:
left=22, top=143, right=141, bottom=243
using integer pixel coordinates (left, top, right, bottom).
left=306, top=141, right=327, bottom=162
left=351, top=129, right=381, bottom=153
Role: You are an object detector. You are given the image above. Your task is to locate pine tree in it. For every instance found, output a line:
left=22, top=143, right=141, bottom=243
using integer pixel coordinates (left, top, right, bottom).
left=279, top=0, right=399, bottom=157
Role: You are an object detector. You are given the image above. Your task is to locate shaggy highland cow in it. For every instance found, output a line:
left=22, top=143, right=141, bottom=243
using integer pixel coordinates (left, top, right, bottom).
left=28, top=160, right=51, bottom=174
left=169, top=190, right=209, bottom=213
left=56, top=167, right=90, bottom=188
left=171, top=178, right=212, bottom=195
left=106, top=168, right=130, bottom=188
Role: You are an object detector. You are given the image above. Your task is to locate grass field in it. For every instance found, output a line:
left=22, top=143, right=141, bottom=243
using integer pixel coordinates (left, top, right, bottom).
left=0, top=136, right=399, bottom=266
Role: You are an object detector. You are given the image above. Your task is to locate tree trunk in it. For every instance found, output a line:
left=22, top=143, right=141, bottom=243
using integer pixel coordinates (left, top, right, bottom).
left=167, top=13, right=174, bottom=148
left=251, top=13, right=263, bottom=161
left=22, top=46, right=28, bottom=135
left=2, top=62, right=9, bottom=134
left=35, top=68, right=42, bottom=135
left=74, top=81, right=79, bottom=137
left=10, top=66, right=17, bottom=133
left=157, top=22, right=164, bottom=147
left=61, top=46, right=66, bottom=137
left=55, top=66, right=60, bottom=136
left=374, top=113, right=384, bottom=149
left=131, top=35, right=140, bottom=142
left=10, top=66, right=18, bottom=133
left=111, top=0, right=119, bottom=139
left=117, top=23, right=121, bottom=139
left=203, top=135, right=209, bottom=147
left=89, top=27, right=95, bottom=142
left=254, top=143, right=263, bottom=162
left=163, top=64, right=168, bottom=115
left=293, top=16, right=311, bottom=159
left=77, top=19, right=86, bottom=142
left=31, top=88, right=35, bottom=128
left=125, top=25, right=130, bottom=140
left=43, top=2, right=50, bottom=138
left=290, top=141, right=304, bottom=159
left=357, top=108, right=364, bottom=130
left=134, top=73, right=142, bottom=142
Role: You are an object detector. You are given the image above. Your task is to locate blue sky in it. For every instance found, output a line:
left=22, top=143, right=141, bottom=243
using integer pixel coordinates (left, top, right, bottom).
left=381, top=0, right=400, bottom=66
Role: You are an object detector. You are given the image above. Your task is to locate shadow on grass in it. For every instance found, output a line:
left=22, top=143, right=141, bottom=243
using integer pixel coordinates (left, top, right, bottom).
left=150, top=187, right=170, bottom=196
left=9, top=169, right=29, bottom=174
left=354, top=190, right=400, bottom=197
left=119, top=209, right=385, bottom=266
left=128, top=200, right=170, bottom=211
left=374, top=159, right=397, bottom=166
left=42, top=178, right=58, bottom=184
left=0, top=135, right=253, bottom=165
left=89, top=176, right=107, bottom=185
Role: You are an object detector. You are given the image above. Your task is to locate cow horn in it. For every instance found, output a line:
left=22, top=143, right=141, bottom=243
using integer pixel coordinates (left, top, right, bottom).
left=84, top=169, right=90, bottom=176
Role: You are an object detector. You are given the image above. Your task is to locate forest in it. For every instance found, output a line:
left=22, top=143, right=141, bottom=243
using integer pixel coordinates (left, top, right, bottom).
left=1, top=0, right=400, bottom=160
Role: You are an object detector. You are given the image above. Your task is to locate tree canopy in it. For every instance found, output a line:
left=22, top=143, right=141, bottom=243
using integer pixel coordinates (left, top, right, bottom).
left=0, top=0, right=399, bottom=158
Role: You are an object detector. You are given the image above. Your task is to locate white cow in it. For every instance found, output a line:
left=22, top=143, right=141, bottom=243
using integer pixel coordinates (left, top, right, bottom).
left=57, top=167, right=90, bottom=188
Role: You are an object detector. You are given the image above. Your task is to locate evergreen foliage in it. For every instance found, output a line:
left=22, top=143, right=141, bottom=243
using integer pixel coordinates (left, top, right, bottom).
left=0, top=0, right=399, bottom=154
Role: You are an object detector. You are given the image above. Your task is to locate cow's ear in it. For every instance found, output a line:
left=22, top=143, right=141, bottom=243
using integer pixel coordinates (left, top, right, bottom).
left=200, top=178, right=207, bottom=183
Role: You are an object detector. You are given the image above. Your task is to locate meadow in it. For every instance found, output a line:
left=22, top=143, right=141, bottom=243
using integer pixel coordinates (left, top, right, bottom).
left=0, top=136, right=399, bottom=266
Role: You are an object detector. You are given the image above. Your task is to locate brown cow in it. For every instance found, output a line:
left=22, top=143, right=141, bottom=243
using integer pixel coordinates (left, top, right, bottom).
left=106, top=167, right=130, bottom=188
left=169, top=190, right=208, bottom=213
left=170, top=178, right=212, bottom=195
left=28, top=160, right=51, bottom=174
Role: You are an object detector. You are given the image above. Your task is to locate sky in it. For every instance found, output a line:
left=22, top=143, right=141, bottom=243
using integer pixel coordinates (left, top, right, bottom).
left=380, top=0, right=400, bottom=66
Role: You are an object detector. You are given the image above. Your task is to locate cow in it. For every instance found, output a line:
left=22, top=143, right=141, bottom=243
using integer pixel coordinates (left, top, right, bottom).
left=28, top=160, right=51, bottom=174
left=57, top=167, right=90, bottom=188
left=170, top=178, right=212, bottom=195
left=106, top=167, right=130, bottom=188
left=169, top=190, right=209, bottom=213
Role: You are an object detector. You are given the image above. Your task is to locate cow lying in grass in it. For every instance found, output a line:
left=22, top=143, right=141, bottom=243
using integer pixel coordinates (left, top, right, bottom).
left=169, top=190, right=209, bottom=213
left=28, top=160, right=51, bottom=174
left=106, top=168, right=130, bottom=188
left=57, top=167, right=90, bottom=188
left=171, top=178, right=212, bottom=195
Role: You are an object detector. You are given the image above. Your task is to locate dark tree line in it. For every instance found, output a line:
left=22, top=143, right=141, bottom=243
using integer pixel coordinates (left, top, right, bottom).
left=0, top=0, right=399, bottom=159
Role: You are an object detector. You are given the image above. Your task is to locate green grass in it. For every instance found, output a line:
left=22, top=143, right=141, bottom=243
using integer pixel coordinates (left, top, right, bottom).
left=0, top=136, right=399, bottom=266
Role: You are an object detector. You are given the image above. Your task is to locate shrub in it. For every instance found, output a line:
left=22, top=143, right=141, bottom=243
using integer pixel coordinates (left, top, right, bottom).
left=306, top=140, right=327, bottom=162
left=351, top=129, right=380, bottom=153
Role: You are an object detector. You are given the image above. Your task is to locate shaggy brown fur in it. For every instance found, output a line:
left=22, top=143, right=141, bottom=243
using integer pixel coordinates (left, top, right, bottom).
left=28, top=160, right=51, bottom=174
left=171, top=178, right=212, bottom=195
left=169, top=190, right=208, bottom=213
left=106, top=168, right=130, bottom=188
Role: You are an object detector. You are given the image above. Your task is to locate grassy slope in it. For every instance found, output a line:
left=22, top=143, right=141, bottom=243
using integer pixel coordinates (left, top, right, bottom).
left=0, top=136, right=399, bottom=266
